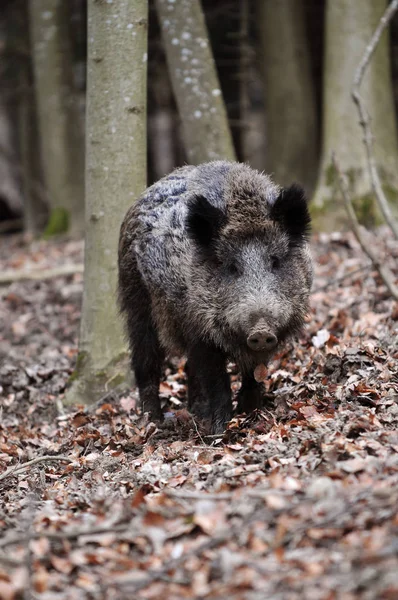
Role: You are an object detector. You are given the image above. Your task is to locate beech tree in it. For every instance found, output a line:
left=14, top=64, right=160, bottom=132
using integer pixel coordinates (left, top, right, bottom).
left=313, top=0, right=398, bottom=228
left=65, top=0, right=148, bottom=405
left=155, top=0, right=235, bottom=164
left=29, top=0, right=84, bottom=236
left=256, top=0, right=317, bottom=192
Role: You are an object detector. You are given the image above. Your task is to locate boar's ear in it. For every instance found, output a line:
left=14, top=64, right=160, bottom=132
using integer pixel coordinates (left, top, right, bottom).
left=186, top=195, right=226, bottom=246
left=270, top=184, right=311, bottom=243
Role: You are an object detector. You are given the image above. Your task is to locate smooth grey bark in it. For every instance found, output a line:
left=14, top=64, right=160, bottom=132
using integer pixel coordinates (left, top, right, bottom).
left=256, top=0, right=317, bottom=192
left=155, top=0, right=236, bottom=164
left=29, top=0, right=84, bottom=236
left=65, top=0, right=148, bottom=405
left=313, top=0, right=398, bottom=229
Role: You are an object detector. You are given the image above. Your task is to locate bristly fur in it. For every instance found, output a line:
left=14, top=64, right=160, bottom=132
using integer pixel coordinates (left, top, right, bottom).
left=118, top=161, right=313, bottom=434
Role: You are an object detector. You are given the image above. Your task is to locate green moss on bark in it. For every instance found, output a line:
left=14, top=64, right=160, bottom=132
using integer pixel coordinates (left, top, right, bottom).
left=64, top=351, right=131, bottom=406
left=43, top=207, right=69, bottom=238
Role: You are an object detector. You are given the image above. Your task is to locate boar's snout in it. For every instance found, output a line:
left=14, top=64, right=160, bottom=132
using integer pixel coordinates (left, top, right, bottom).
left=247, top=329, right=278, bottom=352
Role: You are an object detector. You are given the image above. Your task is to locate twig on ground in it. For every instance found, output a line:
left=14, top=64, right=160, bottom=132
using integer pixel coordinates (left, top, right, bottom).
left=166, top=489, right=235, bottom=501
left=0, top=522, right=131, bottom=549
left=191, top=415, right=206, bottom=446
left=166, top=488, right=285, bottom=502
left=352, top=0, right=398, bottom=239
left=0, top=263, right=84, bottom=284
left=0, top=455, right=73, bottom=482
left=332, top=154, right=398, bottom=300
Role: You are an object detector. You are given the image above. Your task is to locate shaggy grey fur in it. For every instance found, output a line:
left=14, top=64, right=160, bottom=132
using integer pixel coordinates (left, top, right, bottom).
left=118, top=161, right=313, bottom=433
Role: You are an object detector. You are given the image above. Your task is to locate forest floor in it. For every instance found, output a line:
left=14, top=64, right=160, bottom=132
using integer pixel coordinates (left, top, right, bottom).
left=0, top=229, right=397, bottom=600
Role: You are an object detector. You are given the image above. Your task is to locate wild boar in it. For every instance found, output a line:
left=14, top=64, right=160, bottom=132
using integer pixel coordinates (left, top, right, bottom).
left=118, top=161, right=313, bottom=433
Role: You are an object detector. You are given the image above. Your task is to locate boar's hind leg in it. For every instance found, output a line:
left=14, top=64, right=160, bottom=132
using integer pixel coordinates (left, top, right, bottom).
left=126, top=300, right=164, bottom=421
left=236, top=373, right=264, bottom=414
left=188, top=344, right=232, bottom=434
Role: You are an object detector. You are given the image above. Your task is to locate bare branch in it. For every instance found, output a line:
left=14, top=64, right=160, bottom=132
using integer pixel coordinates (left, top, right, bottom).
left=332, top=154, right=398, bottom=300
left=0, top=455, right=72, bottom=482
left=0, top=522, right=130, bottom=549
left=0, top=263, right=84, bottom=285
left=352, top=0, right=398, bottom=239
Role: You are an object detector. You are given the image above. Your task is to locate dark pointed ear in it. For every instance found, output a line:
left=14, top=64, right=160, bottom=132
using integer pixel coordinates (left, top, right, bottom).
left=186, top=195, right=226, bottom=247
left=270, top=184, right=311, bottom=243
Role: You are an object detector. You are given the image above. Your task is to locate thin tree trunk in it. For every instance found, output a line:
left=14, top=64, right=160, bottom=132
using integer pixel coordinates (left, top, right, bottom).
left=29, top=0, right=84, bottom=236
left=17, top=3, right=46, bottom=235
left=65, top=0, right=148, bottom=405
left=313, top=0, right=398, bottom=230
left=239, top=0, right=251, bottom=163
left=0, top=2, right=23, bottom=222
left=256, top=0, right=317, bottom=193
left=155, top=0, right=236, bottom=164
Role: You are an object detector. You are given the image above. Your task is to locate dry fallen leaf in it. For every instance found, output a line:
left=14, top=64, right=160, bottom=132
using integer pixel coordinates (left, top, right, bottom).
left=254, top=364, right=267, bottom=382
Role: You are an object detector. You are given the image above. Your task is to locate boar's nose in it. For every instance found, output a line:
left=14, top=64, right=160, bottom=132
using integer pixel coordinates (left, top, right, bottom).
left=247, top=330, right=278, bottom=352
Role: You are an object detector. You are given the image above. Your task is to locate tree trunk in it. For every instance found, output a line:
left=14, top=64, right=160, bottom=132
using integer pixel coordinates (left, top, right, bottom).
left=18, top=62, right=46, bottom=235
left=155, top=0, right=236, bottom=164
left=256, top=0, right=317, bottom=193
left=0, top=1, right=23, bottom=223
left=29, top=0, right=84, bottom=236
left=313, top=0, right=398, bottom=229
left=65, top=0, right=147, bottom=405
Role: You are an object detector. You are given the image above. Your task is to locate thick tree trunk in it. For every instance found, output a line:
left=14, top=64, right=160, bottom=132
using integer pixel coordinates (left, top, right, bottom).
left=256, top=0, right=317, bottom=193
left=29, top=0, right=84, bottom=236
left=155, top=0, right=236, bottom=164
left=313, top=0, right=398, bottom=229
left=65, top=0, right=147, bottom=405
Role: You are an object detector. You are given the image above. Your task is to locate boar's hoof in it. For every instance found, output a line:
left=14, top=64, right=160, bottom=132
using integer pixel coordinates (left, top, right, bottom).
left=247, top=331, right=277, bottom=351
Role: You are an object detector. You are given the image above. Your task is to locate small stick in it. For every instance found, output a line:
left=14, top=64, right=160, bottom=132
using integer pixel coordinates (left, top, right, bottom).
left=352, top=0, right=398, bottom=240
left=0, top=263, right=84, bottom=285
left=0, top=522, right=130, bottom=549
left=332, top=154, right=398, bottom=301
left=166, top=489, right=235, bottom=501
left=0, top=455, right=73, bottom=482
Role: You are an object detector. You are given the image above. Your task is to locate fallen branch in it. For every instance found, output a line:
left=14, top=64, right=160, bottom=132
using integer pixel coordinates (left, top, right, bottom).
left=0, top=263, right=84, bottom=284
left=332, top=154, right=398, bottom=301
left=352, top=0, right=398, bottom=240
left=0, top=455, right=72, bottom=482
left=0, top=522, right=131, bottom=549
left=166, top=489, right=235, bottom=501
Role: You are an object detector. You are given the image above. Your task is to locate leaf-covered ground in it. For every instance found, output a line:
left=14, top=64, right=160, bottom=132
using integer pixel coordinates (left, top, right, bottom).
left=0, top=230, right=397, bottom=599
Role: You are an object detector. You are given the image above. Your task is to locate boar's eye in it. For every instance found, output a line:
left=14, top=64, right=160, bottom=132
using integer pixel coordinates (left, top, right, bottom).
left=226, top=260, right=240, bottom=276
left=270, top=256, right=280, bottom=272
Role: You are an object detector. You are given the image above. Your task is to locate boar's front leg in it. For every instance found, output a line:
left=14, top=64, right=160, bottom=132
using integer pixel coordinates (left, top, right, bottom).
left=185, top=360, right=210, bottom=420
left=236, top=373, right=264, bottom=414
left=188, top=343, right=232, bottom=434
left=126, top=293, right=164, bottom=421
